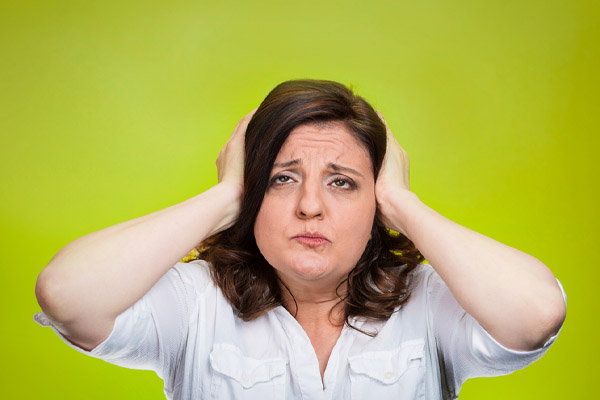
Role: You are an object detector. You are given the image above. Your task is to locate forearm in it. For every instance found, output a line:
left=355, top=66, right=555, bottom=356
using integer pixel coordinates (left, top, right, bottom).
left=36, top=182, right=240, bottom=324
left=382, top=189, right=566, bottom=351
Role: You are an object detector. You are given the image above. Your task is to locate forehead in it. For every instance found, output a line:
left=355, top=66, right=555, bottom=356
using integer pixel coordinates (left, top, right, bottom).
left=276, top=121, right=371, bottom=167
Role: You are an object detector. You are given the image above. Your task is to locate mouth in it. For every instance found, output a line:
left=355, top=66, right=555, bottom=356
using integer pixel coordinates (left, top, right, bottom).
left=292, top=231, right=330, bottom=247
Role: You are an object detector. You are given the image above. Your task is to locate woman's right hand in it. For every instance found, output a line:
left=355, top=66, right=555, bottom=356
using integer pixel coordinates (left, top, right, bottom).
left=35, top=108, right=258, bottom=351
left=216, top=108, right=257, bottom=189
left=212, top=108, right=257, bottom=232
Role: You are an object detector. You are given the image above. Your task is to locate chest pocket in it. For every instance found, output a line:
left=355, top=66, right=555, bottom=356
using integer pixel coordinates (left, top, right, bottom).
left=348, top=338, right=426, bottom=400
left=209, top=343, right=287, bottom=399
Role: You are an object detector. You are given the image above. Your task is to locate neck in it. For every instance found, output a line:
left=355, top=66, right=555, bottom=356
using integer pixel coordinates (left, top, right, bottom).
left=278, top=276, right=347, bottom=328
left=277, top=274, right=348, bottom=385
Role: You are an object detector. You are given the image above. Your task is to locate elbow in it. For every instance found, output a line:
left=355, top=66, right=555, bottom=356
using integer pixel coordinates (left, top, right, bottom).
left=543, top=294, right=567, bottom=340
left=526, top=286, right=567, bottom=350
left=35, top=266, right=73, bottom=323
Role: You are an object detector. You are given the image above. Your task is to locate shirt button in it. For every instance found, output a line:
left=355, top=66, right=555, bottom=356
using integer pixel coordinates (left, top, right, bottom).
left=384, top=372, right=394, bottom=380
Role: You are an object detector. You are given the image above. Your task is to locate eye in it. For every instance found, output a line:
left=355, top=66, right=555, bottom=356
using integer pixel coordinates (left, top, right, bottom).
left=330, top=176, right=355, bottom=189
left=270, top=174, right=294, bottom=186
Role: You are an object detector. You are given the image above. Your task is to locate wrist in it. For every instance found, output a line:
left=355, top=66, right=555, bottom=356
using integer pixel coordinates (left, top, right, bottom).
left=215, top=180, right=243, bottom=200
left=377, top=187, right=421, bottom=237
left=207, top=182, right=243, bottom=235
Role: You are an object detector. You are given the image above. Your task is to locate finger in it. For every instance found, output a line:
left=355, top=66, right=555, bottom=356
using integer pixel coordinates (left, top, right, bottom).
left=230, top=107, right=258, bottom=141
left=377, top=111, right=399, bottom=147
left=238, top=107, right=258, bottom=127
left=376, top=110, right=389, bottom=127
left=376, top=110, right=394, bottom=137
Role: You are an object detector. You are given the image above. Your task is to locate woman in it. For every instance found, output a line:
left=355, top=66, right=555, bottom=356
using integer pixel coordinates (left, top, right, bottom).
left=34, top=79, right=567, bottom=399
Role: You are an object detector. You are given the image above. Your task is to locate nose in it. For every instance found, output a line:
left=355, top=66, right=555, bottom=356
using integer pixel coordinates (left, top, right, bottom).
left=296, top=180, right=324, bottom=219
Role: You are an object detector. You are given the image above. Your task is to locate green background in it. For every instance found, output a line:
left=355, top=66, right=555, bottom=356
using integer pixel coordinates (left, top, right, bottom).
left=1, top=0, right=597, bottom=398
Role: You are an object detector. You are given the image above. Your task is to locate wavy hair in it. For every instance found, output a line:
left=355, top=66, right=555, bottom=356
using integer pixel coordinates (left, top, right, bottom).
left=194, top=79, right=424, bottom=335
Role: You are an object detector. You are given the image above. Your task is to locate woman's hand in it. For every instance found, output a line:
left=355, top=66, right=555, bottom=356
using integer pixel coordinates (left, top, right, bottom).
left=217, top=108, right=257, bottom=189
left=211, top=108, right=257, bottom=232
left=373, top=111, right=565, bottom=350
left=374, top=111, right=417, bottom=236
left=35, top=108, right=260, bottom=351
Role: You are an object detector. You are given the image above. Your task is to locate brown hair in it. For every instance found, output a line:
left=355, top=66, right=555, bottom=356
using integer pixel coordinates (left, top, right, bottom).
left=195, top=79, right=424, bottom=335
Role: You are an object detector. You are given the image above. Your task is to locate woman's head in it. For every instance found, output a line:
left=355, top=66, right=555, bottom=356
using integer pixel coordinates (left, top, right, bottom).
left=236, top=80, right=388, bottom=292
left=253, top=121, right=377, bottom=298
left=238, top=79, right=387, bottom=247
left=198, top=79, right=423, bottom=333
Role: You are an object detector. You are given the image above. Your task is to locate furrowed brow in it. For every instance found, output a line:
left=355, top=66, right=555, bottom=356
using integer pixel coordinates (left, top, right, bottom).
left=271, top=160, right=364, bottom=178
left=273, top=159, right=302, bottom=169
left=328, top=163, right=364, bottom=178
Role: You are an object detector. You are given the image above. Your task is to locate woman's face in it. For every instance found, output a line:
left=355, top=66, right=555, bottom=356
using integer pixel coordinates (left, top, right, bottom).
left=254, top=121, right=376, bottom=290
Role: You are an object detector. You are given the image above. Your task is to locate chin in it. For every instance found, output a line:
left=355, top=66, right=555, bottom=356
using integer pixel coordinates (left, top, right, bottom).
left=276, top=255, right=333, bottom=281
left=291, top=264, right=330, bottom=281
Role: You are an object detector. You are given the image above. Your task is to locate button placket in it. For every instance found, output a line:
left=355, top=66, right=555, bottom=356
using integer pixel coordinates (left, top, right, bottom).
left=274, top=307, right=328, bottom=398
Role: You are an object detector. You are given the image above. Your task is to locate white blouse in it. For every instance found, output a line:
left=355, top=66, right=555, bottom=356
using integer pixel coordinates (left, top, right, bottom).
left=34, top=260, right=566, bottom=399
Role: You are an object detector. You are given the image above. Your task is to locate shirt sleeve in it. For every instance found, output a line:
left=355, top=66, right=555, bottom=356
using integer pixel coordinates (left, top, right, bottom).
left=425, top=269, right=567, bottom=396
left=33, top=260, right=212, bottom=379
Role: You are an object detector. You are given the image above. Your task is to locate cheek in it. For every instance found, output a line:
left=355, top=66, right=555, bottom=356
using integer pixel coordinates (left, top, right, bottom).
left=254, top=205, right=270, bottom=248
left=334, top=196, right=377, bottom=257
left=356, top=202, right=377, bottom=241
left=253, top=197, right=282, bottom=257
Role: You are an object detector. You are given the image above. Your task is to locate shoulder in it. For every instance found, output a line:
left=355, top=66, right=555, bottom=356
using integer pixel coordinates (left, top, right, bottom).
left=410, top=263, right=454, bottom=293
left=403, top=263, right=454, bottom=313
left=408, top=263, right=439, bottom=294
left=157, top=259, right=215, bottom=296
left=358, top=264, right=437, bottom=344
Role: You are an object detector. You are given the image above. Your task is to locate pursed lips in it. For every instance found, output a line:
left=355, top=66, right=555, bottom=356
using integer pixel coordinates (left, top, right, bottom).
left=292, top=231, right=331, bottom=247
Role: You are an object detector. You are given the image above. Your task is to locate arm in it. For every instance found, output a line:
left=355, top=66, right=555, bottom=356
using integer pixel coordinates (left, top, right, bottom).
left=375, top=111, right=566, bottom=351
left=35, top=109, right=254, bottom=351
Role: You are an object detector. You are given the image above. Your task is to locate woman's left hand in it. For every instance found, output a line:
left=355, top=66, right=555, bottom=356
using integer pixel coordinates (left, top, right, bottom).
left=374, top=111, right=566, bottom=351
left=375, top=111, right=416, bottom=236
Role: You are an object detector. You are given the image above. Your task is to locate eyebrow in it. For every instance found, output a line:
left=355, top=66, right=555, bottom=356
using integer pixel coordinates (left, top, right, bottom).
left=272, top=159, right=364, bottom=178
left=328, top=163, right=364, bottom=178
left=273, top=159, right=301, bottom=169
